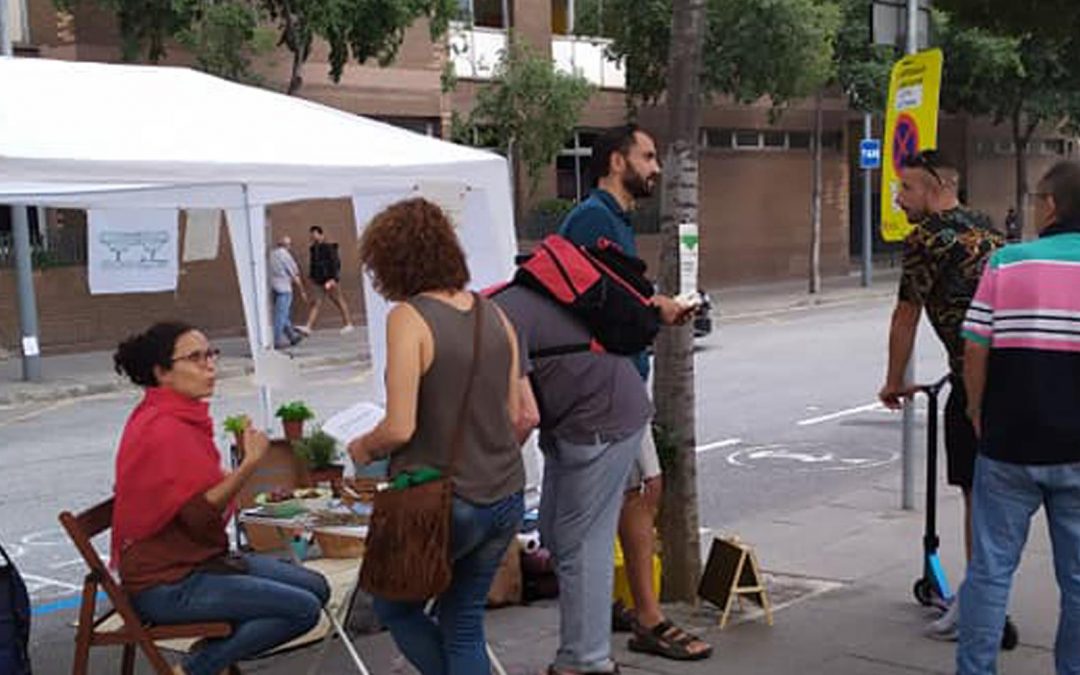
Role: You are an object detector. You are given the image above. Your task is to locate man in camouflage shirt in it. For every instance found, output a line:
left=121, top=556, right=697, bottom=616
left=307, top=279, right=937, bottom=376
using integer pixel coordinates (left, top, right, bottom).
left=879, top=151, right=1004, bottom=638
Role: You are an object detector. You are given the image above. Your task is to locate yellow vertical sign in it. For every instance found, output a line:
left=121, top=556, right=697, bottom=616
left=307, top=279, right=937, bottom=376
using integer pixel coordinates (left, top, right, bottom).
left=881, top=49, right=944, bottom=242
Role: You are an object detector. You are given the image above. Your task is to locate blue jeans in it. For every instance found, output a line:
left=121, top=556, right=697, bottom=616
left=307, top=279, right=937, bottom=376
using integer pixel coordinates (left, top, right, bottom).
left=374, top=491, right=524, bottom=675
left=272, top=290, right=297, bottom=347
left=131, top=554, right=329, bottom=675
left=958, top=456, right=1080, bottom=675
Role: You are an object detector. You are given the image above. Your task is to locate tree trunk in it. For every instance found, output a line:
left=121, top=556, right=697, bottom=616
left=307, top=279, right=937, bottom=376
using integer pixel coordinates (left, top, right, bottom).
left=287, top=46, right=304, bottom=95
left=654, top=0, right=706, bottom=603
left=1010, top=109, right=1038, bottom=236
left=809, top=90, right=824, bottom=295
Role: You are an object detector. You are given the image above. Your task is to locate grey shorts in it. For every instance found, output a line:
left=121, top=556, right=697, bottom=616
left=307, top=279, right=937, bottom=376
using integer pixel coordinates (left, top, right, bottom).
left=625, top=426, right=662, bottom=491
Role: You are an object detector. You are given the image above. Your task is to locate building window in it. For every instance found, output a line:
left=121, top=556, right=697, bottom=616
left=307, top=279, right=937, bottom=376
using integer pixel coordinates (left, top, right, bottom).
left=1041, top=139, right=1067, bottom=156
left=4, top=0, right=28, bottom=44
left=763, top=131, right=786, bottom=149
left=373, top=116, right=441, bottom=138
left=734, top=131, right=761, bottom=149
left=788, top=132, right=812, bottom=150
left=554, top=0, right=614, bottom=37
left=552, top=0, right=571, bottom=34
left=459, top=0, right=508, bottom=29
left=556, top=130, right=596, bottom=202
left=702, top=128, right=832, bottom=152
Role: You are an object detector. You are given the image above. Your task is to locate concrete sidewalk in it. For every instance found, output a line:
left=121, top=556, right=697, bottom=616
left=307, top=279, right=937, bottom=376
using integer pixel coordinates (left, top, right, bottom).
left=256, top=467, right=1054, bottom=675
left=0, top=269, right=900, bottom=407
left=0, top=328, right=368, bottom=406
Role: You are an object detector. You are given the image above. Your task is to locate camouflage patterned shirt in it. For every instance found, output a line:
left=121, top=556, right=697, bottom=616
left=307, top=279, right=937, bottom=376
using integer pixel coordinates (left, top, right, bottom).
left=898, top=207, right=1004, bottom=375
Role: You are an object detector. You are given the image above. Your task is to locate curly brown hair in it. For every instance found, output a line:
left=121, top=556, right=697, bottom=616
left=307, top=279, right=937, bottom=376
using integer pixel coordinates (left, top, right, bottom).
left=359, top=198, right=470, bottom=301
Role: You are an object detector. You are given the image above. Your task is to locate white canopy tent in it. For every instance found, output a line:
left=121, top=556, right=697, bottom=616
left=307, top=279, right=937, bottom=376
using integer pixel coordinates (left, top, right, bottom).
left=0, top=57, right=519, bottom=425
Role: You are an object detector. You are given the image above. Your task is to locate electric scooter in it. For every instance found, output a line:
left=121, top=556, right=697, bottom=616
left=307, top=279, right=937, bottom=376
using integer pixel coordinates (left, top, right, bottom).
left=911, top=375, right=1018, bottom=650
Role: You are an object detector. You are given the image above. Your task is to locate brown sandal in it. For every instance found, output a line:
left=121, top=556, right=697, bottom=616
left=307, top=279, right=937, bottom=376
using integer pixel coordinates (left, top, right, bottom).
left=628, top=620, right=712, bottom=661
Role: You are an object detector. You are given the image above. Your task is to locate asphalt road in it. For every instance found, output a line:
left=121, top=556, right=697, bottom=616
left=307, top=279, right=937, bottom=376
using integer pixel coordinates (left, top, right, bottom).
left=0, top=291, right=950, bottom=672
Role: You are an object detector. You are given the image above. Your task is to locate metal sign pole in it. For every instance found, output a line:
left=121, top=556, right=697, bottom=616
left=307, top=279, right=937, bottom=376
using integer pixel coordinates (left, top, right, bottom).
left=900, top=0, right=919, bottom=511
left=862, top=113, right=874, bottom=288
left=1, top=17, right=44, bottom=382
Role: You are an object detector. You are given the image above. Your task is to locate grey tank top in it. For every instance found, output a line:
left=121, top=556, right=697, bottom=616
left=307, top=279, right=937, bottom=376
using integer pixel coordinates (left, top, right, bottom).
left=388, top=294, right=525, bottom=504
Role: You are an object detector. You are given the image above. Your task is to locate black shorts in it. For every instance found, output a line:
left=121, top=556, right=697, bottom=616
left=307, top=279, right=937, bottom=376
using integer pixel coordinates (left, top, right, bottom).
left=944, top=378, right=977, bottom=490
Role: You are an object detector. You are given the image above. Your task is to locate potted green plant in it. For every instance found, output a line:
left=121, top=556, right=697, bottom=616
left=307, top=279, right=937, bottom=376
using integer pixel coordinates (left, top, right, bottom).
left=293, top=429, right=344, bottom=491
left=223, top=415, right=248, bottom=456
left=275, top=401, right=314, bottom=441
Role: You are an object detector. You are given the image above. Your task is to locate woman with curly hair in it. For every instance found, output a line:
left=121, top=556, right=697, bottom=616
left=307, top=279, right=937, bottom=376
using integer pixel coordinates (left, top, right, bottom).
left=348, top=198, right=534, bottom=674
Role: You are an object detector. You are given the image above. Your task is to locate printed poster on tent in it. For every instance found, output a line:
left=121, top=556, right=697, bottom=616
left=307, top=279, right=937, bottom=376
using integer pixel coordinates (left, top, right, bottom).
left=88, top=208, right=179, bottom=295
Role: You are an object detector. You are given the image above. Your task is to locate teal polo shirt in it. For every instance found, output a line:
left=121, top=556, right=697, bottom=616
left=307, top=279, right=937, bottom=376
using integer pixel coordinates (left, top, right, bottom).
left=559, top=188, right=650, bottom=380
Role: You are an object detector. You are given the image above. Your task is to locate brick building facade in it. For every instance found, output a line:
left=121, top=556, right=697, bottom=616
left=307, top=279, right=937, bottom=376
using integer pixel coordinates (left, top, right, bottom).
left=1, top=0, right=1076, bottom=352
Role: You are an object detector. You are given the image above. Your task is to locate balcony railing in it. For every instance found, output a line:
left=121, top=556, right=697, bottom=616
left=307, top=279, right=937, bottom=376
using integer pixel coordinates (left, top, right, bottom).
left=449, top=26, right=626, bottom=90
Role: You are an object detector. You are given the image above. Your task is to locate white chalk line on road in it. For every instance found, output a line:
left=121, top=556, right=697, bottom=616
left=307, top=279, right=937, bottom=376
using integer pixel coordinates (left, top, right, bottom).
left=21, top=573, right=81, bottom=592
left=796, top=402, right=885, bottom=427
left=695, top=438, right=742, bottom=454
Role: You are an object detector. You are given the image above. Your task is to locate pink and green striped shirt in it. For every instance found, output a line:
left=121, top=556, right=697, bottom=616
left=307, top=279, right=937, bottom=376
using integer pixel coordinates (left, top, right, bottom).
left=961, top=225, right=1080, bottom=464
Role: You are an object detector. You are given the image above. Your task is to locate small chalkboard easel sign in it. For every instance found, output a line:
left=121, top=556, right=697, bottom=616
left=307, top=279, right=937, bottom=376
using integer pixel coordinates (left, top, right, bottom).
left=697, top=536, right=773, bottom=629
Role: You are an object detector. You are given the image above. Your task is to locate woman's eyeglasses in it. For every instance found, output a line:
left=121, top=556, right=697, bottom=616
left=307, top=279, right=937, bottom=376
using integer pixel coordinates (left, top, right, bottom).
left=171, top=347, right=221, bottom=366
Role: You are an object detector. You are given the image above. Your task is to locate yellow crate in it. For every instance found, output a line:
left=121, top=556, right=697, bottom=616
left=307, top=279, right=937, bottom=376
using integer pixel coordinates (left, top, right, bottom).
left=613, top=537, right=662, bottom=607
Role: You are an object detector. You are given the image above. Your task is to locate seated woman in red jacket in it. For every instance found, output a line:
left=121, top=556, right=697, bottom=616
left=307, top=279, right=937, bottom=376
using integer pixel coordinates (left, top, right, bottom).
left=111, top=322, right=329, bottom=675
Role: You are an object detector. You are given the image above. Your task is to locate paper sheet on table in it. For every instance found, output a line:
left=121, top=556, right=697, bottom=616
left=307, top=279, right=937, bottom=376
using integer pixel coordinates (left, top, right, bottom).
left=321, top=402, right=385, bottom=445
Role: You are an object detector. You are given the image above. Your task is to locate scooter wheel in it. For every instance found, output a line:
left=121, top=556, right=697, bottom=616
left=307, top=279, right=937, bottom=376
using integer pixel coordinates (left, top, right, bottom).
left=1001, top=617, right=1019, bottom=651
left=913, top=578, right=935, bottom=606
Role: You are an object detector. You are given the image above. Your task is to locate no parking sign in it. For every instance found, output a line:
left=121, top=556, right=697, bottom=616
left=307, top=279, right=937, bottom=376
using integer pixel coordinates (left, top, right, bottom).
left=881, top=49, right=943, bottom=242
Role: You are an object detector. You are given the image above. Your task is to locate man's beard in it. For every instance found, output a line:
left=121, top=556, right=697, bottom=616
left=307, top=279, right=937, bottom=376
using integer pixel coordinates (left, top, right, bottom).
left=623, top=167, right=655, bottom=200
left=902, top=205, right=929, bottom=223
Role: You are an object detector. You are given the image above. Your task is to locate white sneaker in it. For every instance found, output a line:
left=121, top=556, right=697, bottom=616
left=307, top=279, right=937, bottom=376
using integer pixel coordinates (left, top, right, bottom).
left=295, top=325, right=312, bottom=336
left=340, top=324, right=356, bottom=335
left=925, top=597, right=959, bottom=641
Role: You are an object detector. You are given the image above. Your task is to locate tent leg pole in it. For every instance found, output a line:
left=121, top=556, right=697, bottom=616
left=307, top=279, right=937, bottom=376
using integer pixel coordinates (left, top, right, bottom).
left=241, top=185, right=273, bottom=429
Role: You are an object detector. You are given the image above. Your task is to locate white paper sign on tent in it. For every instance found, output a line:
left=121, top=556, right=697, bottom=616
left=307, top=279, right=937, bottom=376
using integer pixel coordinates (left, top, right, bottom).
left=88, top=208, right=179, bottom=295
left=182, top=209, right=222, bottom=262
left=417, top=180, right=468, bottom=228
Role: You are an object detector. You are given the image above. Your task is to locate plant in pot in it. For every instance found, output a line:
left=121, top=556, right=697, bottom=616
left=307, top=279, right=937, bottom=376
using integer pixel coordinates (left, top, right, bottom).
left=293, top=428, right=344, bottom=492
left=223, top=415, right=248, bottom=458
left=275, top=401, right=314, bottom=441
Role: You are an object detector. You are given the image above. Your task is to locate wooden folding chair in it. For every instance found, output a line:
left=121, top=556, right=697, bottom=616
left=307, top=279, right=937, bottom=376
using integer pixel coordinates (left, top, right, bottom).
left=58, top=498, right=232, bottom=675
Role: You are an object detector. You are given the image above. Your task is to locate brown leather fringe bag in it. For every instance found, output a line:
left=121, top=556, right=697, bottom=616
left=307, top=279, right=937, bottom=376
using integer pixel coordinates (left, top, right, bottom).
left=358, top=294, right=484, bottom=602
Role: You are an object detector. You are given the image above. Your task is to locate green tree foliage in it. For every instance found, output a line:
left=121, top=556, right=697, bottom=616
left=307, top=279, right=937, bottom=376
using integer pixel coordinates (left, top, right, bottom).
left=604, top=0, right=839, bottom=111
left=833, top=0, right=896, bottom=112
left=178, top=2, right=274, bottom=84
left=455, top=39, right=593, bottom=195
left=934, top=0, right=1080, bottom=39
left=56, top=0, right=458, bottom=93
left=934, top=10, right=1080, bottom=228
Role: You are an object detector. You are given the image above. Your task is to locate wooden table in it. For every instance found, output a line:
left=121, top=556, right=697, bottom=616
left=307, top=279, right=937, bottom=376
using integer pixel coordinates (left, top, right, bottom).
left=239, top=509, right=371, bottom=675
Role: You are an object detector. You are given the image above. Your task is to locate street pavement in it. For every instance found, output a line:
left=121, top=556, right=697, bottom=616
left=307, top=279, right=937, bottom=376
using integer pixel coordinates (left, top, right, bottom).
left=2, top=270, right=1062, bottom=674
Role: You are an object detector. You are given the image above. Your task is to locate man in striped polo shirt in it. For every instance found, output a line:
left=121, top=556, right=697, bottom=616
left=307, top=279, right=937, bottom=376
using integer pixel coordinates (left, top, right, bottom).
left=958, top=161, right=1080, bottom=674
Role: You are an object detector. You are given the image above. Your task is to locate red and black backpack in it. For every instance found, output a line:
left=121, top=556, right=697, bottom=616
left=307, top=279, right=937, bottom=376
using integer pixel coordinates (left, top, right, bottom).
left=489, top=234, right=660, bottom=358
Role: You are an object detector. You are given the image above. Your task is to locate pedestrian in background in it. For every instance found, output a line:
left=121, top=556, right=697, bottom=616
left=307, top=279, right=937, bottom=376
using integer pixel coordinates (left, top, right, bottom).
left=269, top=235, right=307, bottom=349
left=298, top=225, right=354, bottom=336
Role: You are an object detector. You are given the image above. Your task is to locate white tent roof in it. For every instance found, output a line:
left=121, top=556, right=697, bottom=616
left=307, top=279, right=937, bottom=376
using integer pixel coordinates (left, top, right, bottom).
left=0, top=57, right=506, bottom=200
left=0, top=57, right=518, bottom=426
